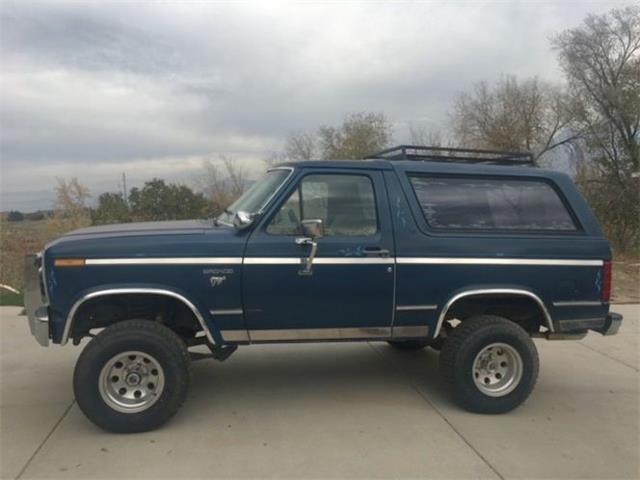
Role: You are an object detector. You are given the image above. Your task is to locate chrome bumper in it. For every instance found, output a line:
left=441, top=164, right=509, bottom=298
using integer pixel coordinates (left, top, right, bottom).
left=595, top=312, right=623, bottom=336
left=24, top=254, right=50, bottom=346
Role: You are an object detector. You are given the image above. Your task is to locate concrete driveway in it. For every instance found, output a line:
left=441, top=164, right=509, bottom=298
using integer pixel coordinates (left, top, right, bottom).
left=1, top=305, right=638, bottom=479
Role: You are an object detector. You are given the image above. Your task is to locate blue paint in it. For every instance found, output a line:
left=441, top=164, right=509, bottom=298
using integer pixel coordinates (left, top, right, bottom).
left=42, top=160, right=612, bottom=344
left=47, top=268, right=57, bottom=294
left=337, top=246, right=365, bottom=257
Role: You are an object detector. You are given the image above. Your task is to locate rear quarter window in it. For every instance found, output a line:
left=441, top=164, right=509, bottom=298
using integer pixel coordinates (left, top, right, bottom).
left=409, top=175, right=578, bottom=232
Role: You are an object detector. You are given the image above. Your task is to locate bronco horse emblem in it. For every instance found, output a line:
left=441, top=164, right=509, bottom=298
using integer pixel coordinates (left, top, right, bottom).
left=209, top=275, right=226, bottom=287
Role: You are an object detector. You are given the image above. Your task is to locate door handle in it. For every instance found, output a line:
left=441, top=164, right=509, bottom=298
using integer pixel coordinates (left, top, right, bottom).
left=295, top=237, right=318, bottom=275
left=363, top=247, right=391, bottom=257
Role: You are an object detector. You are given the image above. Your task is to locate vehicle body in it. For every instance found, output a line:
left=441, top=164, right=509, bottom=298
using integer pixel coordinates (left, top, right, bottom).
left=24, top=145, right=623, bottom=432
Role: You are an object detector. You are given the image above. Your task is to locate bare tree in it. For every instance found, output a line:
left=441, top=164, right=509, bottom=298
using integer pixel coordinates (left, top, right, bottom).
left=200, top=155, right=248, bottom=216
left=451, top=75, right=576, bottom=163
left=264, top=130, right=317, bottom=166
left=554, top=6, right=639, bottom=170
left=48, top=177, right=91, bottom=235
left=263, top=151, right=287, bottom=167
left=553, top=5, right=640, bottom=250
left=284, top=130, right=316, bottom=160
left=318, top=112, right=393, bottom=160
left=269, top=112, right=393, bottom=165
left=408, top=123, right=445, bottom=147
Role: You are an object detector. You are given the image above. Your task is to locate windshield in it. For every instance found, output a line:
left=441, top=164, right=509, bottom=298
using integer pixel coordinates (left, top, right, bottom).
left=217, top=168, right=292, bottom=226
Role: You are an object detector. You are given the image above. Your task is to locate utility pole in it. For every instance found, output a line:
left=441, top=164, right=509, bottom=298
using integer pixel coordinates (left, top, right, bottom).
left=122, top=172, right=128, bottom=205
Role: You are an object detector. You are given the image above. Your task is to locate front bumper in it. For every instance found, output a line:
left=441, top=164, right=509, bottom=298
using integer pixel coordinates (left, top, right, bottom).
left=24, top=254, right=50, bottom=346
left=594, top=312, right=623, bottom=336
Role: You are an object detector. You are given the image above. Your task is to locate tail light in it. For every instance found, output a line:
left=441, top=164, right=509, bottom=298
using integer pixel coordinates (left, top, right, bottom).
left=602, top=260, right=612, bottom=303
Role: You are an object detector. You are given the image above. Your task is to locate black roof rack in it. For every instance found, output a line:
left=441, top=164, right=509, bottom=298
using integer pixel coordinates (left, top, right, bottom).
left=365, top=145, right=534, bottom=166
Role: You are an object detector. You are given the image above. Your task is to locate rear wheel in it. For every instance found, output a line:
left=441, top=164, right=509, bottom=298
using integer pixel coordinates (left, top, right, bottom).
left=73, top=320, right=191, bottom=433
left=439, top=315, right=538, bottom=414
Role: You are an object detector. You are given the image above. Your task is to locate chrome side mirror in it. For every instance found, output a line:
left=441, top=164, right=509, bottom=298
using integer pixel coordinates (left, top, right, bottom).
left=233, top=211, right=254, bottom=230
left=301, top=219, right=324, bottom=239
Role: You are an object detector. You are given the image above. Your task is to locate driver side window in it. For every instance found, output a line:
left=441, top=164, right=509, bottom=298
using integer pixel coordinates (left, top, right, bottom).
left=266, top=174, right=378, bottom=236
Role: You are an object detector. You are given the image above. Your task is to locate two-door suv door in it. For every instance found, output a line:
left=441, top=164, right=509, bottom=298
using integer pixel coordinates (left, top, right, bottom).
left=242, top=168, right=395, bottom=341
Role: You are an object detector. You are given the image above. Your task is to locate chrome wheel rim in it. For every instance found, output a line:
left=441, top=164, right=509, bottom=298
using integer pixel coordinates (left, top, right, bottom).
left=472, top=343, right=523, bottom=397
left=98, top=351, right=165, bottom=413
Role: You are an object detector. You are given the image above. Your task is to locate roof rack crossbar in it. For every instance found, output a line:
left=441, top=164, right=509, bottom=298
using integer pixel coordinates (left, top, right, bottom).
left=366, top=145, right=534, bottom=166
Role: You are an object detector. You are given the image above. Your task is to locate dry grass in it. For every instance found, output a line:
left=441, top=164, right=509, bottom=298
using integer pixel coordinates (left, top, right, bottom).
left=611, top=254, right=640, bottom=303
left=0, top=220, right=50, bottom=291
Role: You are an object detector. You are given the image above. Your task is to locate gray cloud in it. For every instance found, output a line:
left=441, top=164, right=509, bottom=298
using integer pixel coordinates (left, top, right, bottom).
left=0, top=0, right=631, bottom=211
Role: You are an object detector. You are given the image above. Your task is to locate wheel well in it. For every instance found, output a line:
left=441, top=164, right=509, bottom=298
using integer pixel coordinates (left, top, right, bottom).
left=442, top=293, right=550, bottom=334
left=69, top=293, right=204, bottom=344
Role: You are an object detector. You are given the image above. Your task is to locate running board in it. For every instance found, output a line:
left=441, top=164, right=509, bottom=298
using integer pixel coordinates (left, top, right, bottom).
left=531, top=332, right=587, bottom=340
left=189, top=344, right=238, bottom=362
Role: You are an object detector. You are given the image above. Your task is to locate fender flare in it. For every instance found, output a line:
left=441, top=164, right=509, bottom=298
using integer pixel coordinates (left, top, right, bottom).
left=60, top=287, right=215, bottom=345
left=434, top=288, right=554, bottom=337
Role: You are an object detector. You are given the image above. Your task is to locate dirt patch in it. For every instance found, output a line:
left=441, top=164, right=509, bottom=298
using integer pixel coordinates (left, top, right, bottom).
left=612, top=261, right=640, bottom=303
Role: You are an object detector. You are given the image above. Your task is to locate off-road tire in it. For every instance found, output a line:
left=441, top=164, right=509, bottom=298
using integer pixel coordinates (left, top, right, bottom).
left=387, top=339, right=429, bottom=351
left=73, top=320, right=191, bottom=433
left=439, top=315, right=539, bottom=414
left=428, top=336, right=444, bottom=351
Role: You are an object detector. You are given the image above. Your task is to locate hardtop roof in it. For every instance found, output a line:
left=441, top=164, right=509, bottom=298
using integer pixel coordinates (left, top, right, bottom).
left=277, top=158, right=563, bottom=180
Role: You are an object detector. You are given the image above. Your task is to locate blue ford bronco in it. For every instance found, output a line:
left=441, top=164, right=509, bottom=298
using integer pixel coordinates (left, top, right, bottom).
left=24, top=145, right=623, bottom=432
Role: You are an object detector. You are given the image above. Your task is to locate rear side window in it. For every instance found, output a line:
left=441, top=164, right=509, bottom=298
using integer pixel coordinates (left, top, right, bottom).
left=409, top=175, right=577, bottom=232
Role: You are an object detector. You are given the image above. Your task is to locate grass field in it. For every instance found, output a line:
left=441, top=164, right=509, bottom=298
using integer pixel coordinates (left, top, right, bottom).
left=0, top=289, right=23, bottom=306
left=1, top=219, right=50, bottom=297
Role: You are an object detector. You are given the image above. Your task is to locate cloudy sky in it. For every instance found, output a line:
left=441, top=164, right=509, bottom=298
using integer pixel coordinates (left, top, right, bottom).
left=0, top=0, right=629, bottom=211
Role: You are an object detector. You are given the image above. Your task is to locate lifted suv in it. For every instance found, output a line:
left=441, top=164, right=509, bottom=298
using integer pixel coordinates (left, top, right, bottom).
left=25, top=145, right=622, bottom=432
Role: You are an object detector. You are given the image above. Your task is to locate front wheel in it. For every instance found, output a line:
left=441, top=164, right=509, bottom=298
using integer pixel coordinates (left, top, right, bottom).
left=73, top=320, right=191, bottom=433
left=439, top=315, right=538, bottom=414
